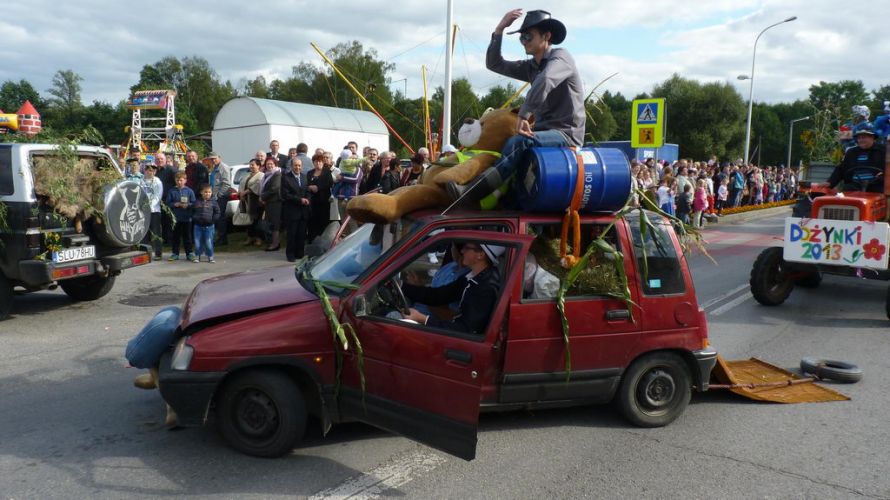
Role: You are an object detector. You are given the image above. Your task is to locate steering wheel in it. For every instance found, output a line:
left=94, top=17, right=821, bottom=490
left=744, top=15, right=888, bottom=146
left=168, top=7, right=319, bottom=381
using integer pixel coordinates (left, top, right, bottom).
left=844, top=166, right=884, bottom=191
left=378, top=277, right=410, bottom=314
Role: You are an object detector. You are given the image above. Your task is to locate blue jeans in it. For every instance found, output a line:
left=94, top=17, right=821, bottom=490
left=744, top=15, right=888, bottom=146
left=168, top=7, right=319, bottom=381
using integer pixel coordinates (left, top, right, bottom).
left=125, top=306, right=182, bottom=368
left=193, top=224, right=215, bottom=258
left=493, top=130, right=572, bottom=179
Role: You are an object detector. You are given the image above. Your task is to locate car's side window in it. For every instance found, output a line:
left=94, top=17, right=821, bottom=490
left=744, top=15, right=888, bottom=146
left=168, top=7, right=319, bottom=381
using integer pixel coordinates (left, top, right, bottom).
left=523, top=223, right=623, bottom=301
left=629, top=219, right=685, bottom=295
left=0, top=147, right=13, bottom=196
left=365, top=238, right=506, bottom=340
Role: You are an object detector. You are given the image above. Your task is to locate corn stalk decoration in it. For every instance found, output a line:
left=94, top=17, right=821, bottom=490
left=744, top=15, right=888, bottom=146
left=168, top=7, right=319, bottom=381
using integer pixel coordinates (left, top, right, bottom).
left=556, top=188, right=711, bottom=379
left=300, top=265, right=365, bottom=399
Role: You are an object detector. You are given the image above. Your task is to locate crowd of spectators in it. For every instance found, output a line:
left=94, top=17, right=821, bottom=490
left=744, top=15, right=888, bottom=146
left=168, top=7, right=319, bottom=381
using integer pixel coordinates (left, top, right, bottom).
left=132, top=139, right=440, bottom=263
left=630, top=156, right=798, bottom=227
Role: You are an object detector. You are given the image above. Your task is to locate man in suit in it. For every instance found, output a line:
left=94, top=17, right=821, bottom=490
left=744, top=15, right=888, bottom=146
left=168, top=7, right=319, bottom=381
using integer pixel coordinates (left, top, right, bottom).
left=280, top=157, right=311, bottom=261
left=267, top=140, right=288, bottom=167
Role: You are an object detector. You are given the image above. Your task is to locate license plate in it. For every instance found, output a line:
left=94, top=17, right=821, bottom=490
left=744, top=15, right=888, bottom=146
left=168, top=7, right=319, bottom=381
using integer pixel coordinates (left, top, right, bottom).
left=53, top=245, right=96, bottom=263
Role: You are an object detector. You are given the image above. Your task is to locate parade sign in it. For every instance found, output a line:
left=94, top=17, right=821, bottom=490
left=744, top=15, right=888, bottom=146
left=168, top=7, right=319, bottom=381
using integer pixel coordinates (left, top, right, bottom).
left=783, top=217, right=890, bottom=270
left=631, top=98, right=665, bottom=148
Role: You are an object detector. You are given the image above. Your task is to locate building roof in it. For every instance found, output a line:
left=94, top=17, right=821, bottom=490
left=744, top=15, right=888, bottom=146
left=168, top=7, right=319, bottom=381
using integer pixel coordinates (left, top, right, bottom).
left=213, top=97, right=388, bottom=135
left=17, top=100, right=39, bottom=116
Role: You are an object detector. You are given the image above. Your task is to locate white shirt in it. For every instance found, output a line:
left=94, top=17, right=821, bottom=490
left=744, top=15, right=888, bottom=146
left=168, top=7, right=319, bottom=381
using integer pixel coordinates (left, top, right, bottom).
left=142, top=176, right=163, bottom=213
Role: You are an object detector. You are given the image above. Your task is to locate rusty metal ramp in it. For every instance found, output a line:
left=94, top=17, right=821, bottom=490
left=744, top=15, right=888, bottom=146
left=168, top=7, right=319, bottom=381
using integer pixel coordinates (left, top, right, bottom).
left=711, top=356, right=849, bottom=403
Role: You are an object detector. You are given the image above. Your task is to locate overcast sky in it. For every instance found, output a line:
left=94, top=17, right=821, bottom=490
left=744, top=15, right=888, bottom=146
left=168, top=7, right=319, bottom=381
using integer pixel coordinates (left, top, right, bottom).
left=2, top=0, right=886, bottom=110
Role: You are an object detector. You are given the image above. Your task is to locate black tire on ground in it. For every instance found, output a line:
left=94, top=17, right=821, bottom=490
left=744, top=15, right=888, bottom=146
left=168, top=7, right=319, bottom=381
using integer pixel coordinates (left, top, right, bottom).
left=750, top=247, right=794, bottom=306
left=0, top=273, right=13, bottom=321
left=59, top=274, right=116, bottom=301
left=617, top=352, right=691, bottom=428
left=795, top=271, right=822, bottom=288
left=217, top=370, right=306, bottom=458
left=800, top=357, right=863, bottom=383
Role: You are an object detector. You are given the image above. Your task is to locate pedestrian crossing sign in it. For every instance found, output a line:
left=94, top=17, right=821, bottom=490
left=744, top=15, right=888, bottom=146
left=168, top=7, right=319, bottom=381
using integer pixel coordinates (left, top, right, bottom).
left=631, top=98, right=665, bottom=148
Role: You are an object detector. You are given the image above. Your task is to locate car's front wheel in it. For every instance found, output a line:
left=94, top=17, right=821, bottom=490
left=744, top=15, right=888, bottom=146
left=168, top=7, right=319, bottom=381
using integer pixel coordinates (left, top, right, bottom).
left=217, top=370, right=306, bottom=458
left=617, top=352, right=691, bottom=427
left=59, top=274, right=116, bottom=301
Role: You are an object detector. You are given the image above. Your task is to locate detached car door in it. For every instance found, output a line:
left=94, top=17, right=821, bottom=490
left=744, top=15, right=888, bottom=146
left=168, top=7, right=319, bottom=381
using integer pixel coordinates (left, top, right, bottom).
left=338, top=229, right=531, bottom=460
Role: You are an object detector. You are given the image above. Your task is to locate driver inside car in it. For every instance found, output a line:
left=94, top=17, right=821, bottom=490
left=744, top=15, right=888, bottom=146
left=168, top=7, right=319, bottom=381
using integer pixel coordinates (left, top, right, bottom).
left=400, top=242, right=505, bottom=335
left=828, top=124, right=886, bottom=193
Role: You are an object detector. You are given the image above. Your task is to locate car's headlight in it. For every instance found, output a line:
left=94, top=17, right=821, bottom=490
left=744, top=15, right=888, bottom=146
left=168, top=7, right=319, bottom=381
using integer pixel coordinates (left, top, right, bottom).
left=171, top=336, right=194, bottom=371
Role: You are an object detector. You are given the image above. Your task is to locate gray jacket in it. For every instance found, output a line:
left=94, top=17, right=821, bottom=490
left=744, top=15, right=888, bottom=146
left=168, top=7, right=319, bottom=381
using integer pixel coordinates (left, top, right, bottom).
left=212, top=161, right=233, bottom=200
left=486, top=34, right=585, bottom=146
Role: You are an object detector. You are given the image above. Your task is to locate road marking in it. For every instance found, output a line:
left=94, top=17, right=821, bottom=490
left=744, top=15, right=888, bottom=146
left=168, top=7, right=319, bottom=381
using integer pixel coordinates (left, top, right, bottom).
left=709, top=291, right=753, bottom=316
left=701, top=283, right=749, bottom=310
left=309, top=449, right=446, bottom=500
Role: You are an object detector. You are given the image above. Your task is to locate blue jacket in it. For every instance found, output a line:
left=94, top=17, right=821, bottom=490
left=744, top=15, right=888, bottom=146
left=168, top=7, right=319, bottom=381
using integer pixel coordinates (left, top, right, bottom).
left=165, top=186, right=195, bottom=222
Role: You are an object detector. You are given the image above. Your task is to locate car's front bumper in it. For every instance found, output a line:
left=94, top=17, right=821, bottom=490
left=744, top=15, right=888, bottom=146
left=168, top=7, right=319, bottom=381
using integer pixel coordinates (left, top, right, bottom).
left=157, top=352, right=225, bottom=427
left=692, top=347, right=718, bottom=392
left=17, top=249, right=151, bottom=287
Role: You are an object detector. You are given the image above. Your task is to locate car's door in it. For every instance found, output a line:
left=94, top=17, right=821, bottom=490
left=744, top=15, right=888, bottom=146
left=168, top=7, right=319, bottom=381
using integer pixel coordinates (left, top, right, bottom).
left=338, top=229, right=532, bottom=460
left=500, top=220, right=642, bottom=403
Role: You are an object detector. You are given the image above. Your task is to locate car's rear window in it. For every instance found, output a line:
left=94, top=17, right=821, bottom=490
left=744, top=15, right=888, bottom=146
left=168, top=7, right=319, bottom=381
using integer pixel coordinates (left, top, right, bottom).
left=628, top=216, right=685, bottom=295
left=0, top=146, right=12, bottom=195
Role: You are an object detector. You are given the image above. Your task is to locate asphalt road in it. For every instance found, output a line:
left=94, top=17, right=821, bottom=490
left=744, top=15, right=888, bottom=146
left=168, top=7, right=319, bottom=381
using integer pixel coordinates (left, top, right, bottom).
left=1, top=211, right=888, bottom=499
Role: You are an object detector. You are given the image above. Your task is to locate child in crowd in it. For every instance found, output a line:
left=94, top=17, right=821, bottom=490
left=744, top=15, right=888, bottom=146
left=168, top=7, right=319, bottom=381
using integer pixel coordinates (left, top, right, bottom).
left=192, top=184, right=220, bottom=263
left=676, top=183, right=692, bottom=224
left=165, top=171, right=195, bottom=261
left=656, top=178, right=674, bottom=216
left=692, top=179, right=709, bottom=228
left=716, top=178, right=729, bottom=215
left=141, top=163, right=164, bottom=260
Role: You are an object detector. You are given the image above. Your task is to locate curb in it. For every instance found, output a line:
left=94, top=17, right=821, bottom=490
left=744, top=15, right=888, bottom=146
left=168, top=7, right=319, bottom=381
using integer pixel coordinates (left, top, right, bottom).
left=711, top=205, right=792, bottom=225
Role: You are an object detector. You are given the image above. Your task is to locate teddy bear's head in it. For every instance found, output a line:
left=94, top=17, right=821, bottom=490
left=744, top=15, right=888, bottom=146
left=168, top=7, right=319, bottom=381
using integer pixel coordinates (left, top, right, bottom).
left=457, top=107, right=529, bottom=151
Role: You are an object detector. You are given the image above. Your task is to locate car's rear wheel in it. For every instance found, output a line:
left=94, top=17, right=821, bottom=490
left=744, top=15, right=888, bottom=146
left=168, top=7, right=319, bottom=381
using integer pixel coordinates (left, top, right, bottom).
left=217, top=370, right=306, bottom=458
left=60, top=274, right=116, bottom=301
left=750, top=247, right=794, bottom=306
left=0, top=273, right=13, bottom=320
left=617, top=352, right=691, bottom=427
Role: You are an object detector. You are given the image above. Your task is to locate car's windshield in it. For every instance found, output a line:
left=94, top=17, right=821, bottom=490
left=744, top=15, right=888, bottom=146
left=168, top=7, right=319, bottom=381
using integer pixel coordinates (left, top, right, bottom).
left=308, top=216, right=418, bottom=292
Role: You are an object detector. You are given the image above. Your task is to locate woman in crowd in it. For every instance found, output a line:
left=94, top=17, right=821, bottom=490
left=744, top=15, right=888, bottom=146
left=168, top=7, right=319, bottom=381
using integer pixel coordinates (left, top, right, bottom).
left=239, top=159, right=265, bottom=246
left=400, top=152, right=425, bottom=186
left=380, top=156, right=402, bottom=194
left=260, top=157, right=282, bottom=251
left=307, top=152, right=334, bottom=242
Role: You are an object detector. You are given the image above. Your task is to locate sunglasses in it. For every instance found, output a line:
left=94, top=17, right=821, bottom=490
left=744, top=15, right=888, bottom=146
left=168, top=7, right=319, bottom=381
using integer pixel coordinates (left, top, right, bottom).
left=519, top=32, right=534, bottom=43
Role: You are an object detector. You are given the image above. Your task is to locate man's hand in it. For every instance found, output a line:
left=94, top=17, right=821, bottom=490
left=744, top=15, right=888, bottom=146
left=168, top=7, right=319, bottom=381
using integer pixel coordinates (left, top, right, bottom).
left=403, top=308, right=428, bottom=324
left=495, top=8, right=523, bottom=34
left=518, top=117, right=535, bottom=138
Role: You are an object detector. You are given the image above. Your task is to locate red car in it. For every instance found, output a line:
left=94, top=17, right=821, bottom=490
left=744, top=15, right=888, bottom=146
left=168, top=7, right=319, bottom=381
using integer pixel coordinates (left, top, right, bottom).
left=157, top=209, right=716, bottom=459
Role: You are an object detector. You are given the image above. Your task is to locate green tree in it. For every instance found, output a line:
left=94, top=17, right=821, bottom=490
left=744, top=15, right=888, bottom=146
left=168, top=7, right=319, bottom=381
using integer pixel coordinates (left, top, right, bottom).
left=80, top=100, right=131, bottom=146
left=480, top=83, right=522, bottom=111
left=650, top=74, right=745, bottom=160
left=750, top=103, right=784, bottom=165
left=241, top=76, right=270, bottom=99
left=770, top=99, right=816, bottom=165
left=600, top=90, right=631, bottom=141
left=433, top=78, right=482, bottom=142
left=808, top=80, right=869, bottom=123
left=584, top=100, right=617, bottom=144
left=46, top=69, right=84, bottom=124
left=0, top=79, right=43, bottom=112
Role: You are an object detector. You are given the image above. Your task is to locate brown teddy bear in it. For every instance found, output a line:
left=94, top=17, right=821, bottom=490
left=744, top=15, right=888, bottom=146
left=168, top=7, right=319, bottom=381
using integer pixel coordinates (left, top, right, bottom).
left=346, top=108, right=523, bottom=224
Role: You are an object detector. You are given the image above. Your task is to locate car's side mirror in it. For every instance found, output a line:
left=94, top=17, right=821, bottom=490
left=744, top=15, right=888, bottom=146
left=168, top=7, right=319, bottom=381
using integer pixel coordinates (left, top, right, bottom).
left=353, top=295, right=368, bottom=317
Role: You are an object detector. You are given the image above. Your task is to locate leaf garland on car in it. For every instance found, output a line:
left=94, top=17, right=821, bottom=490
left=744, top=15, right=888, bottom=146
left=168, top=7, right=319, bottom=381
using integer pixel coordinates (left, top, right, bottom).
left=556, top=188, right=710, bottom=380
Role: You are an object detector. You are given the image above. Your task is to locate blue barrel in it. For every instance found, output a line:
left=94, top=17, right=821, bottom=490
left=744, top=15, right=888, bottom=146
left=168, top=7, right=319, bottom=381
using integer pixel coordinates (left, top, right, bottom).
left=517, top=147, right=632, bottom=213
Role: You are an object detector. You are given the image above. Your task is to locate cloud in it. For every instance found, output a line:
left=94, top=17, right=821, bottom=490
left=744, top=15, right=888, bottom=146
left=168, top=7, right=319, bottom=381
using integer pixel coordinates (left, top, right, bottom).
left=2, top=0, right=887, bottom=113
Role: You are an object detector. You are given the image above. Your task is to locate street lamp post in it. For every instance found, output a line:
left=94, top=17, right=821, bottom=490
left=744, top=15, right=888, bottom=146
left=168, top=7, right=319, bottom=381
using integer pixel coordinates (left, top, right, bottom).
left=787, top=116, right=810, bottom=169
left=742, top=16, right=797, bottom=167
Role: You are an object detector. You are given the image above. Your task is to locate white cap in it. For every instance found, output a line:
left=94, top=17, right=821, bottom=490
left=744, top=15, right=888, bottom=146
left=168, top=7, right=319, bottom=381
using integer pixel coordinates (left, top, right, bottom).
left=340, top=149, right=352, bottom=160
left=480, top=244, right=506, bottom=264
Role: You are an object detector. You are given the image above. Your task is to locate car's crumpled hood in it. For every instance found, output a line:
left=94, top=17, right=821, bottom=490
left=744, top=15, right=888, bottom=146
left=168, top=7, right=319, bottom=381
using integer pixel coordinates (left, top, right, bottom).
left=181, top=265, right=316, bottom=328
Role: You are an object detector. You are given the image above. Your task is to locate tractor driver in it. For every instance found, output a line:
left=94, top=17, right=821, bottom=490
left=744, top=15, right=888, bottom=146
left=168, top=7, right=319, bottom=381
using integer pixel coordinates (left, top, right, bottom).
left=828, top=124, right=886, bottom=193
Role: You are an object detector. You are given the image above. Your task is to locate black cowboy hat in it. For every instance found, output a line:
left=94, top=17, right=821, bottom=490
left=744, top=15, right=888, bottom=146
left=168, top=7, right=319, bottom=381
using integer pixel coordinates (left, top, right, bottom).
left=507, top=10, right=567, bottom=45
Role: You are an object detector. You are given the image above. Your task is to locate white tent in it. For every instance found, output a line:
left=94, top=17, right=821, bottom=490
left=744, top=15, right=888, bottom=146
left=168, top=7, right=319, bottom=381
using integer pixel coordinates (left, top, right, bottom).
left=211, top=97, right=390, bottom=164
